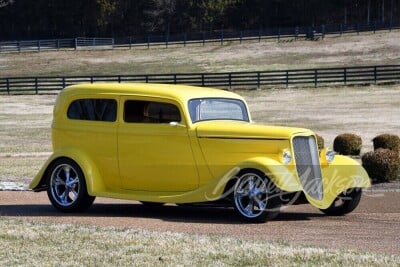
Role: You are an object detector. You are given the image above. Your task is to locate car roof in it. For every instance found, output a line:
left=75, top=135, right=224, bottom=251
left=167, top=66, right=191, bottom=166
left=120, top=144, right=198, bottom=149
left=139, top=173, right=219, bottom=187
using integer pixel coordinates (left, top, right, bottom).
left=61, top=83, right=245, bottom=103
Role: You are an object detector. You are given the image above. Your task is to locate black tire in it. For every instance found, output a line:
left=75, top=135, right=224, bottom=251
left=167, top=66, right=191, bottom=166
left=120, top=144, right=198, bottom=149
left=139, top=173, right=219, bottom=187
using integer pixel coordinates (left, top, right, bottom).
left=320, top=188, right=362, bottom=216
left=46, top=158, right=95, bottom=212
left=232, top=170, right=281, bottom=223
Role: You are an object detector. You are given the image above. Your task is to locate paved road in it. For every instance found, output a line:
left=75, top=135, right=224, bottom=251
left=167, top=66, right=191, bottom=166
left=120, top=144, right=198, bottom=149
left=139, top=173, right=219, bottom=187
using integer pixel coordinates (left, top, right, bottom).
left=1, top=190, right=399, bottom=255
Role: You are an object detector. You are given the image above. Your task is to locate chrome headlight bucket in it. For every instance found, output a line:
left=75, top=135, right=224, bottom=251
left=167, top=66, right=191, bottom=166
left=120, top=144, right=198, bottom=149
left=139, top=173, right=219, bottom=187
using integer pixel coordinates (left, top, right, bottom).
left=320, top=147, right=335, bottom=164
left=281, top=149, right=292, bottom=165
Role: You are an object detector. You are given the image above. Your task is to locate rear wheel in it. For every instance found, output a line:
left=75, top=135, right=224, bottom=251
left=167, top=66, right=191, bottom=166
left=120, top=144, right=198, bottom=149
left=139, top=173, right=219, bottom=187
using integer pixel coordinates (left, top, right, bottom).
left=320, top=188, right=362, bottom=216
left=232, top=170, right=281, bottom=223
left=47, top=158, right=95, bottom=212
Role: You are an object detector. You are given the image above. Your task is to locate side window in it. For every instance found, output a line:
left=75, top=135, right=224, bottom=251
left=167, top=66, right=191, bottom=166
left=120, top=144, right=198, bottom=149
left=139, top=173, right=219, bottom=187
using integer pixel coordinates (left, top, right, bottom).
left=67, top=99, right=117, bottom=122
left=124, top=100, right=181, bottom=123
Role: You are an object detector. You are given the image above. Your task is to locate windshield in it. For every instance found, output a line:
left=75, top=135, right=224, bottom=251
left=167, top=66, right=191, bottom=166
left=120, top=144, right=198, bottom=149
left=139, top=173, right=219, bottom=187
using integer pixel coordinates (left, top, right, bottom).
left=188, top=98, right=249, bottom=123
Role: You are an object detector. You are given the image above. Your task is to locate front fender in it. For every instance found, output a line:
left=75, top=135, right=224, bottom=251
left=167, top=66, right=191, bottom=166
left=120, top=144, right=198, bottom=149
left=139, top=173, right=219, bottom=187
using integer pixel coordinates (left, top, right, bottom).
left=306, top=155, right=371, bottom=209
left=236, top=156, right=302, bottom=192
left=29, top=148, right=107, bottom=195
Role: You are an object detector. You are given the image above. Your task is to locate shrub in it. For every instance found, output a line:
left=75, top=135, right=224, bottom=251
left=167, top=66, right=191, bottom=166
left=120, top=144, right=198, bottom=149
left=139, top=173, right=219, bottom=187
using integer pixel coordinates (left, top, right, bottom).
left=333, top=133, right=362, bottom=156
left=362, top=149, right=400, bottom=183
left=315, top=134, right=324, bottom=150
left=372, top=134, right=400, bottom=153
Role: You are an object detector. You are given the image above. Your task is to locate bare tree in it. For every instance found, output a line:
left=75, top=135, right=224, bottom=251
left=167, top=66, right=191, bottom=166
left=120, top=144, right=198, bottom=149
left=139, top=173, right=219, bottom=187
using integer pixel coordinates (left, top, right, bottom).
left=0, top=0, right=14, bottom=8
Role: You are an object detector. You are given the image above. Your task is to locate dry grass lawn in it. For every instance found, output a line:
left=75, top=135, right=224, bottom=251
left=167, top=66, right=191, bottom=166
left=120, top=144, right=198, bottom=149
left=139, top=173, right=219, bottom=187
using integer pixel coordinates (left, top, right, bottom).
left=1, top=85, right=399, bottom=182
left=1, top=30, right=400, bottom=77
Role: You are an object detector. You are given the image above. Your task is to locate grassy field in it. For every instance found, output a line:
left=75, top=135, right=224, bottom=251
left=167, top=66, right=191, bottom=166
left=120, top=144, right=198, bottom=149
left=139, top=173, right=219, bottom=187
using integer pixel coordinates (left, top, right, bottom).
left=1, top=85, right=399, bottom=183
left=0, top=217, right=399, bottom=266
left=1, top=30, right=400, bottom=77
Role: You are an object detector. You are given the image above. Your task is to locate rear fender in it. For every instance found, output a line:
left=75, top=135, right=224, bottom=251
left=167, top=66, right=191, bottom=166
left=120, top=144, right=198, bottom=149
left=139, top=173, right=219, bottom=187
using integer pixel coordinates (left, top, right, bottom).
left=29, top=148, right=106, bottom=195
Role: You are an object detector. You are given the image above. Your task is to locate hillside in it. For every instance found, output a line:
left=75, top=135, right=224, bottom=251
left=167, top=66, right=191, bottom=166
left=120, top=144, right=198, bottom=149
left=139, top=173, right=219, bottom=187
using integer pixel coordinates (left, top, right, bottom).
left=1, top=30, right=400, bottom=77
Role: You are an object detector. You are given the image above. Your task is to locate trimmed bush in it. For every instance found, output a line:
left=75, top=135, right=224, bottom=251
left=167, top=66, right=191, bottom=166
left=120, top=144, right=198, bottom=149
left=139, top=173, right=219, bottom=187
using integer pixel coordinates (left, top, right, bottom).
left=362, top=149, right=400, bottom=183
left=316, top=134, right=324, bottom=150
left=333, top=133, right=362, bottom=156
left=373, top=134, right=400, bottom=153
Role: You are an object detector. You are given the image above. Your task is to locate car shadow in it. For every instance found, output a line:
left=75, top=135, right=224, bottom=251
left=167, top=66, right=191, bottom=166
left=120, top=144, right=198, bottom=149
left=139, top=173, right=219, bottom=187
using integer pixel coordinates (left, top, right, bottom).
left=0, top=202, right=325, bottom=224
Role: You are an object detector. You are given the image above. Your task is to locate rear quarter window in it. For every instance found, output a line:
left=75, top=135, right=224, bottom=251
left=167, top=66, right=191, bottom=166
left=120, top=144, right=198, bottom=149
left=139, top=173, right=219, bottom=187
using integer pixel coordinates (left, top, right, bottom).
left=67, top=99, right=117, bottom=122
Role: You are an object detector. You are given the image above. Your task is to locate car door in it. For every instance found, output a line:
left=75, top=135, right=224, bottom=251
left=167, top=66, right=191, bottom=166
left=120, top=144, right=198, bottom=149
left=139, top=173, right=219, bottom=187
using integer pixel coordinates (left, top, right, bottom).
left=117, top=96, right=199, bottom=192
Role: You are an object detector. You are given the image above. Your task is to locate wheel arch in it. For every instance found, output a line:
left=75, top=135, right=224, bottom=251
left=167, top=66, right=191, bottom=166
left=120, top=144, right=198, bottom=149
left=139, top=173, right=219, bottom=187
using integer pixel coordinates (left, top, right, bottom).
left=29, top=149, right=106, bottom=195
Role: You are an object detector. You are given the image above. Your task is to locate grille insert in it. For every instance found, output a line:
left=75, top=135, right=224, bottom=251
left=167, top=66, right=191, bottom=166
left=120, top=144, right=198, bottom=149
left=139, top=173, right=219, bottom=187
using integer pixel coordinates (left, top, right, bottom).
left=292, top=136, right=323, bottom=200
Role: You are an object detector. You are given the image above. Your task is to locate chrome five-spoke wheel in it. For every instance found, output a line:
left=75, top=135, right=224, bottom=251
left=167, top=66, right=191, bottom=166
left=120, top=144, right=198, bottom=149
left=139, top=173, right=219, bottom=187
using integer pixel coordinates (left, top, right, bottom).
left=233, top=170, right=281, bottom=223
left=47, top=158, right=95, bottom=212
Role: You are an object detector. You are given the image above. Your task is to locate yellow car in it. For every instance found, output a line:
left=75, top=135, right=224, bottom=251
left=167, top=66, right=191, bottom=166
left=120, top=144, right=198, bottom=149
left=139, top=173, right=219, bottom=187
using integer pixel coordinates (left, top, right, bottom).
left=30, top=83, right=371, bottom=222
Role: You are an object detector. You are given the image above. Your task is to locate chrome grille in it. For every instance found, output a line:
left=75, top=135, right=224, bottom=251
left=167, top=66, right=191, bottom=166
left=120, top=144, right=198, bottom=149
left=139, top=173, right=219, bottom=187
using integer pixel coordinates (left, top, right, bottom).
left=292, top=136, right=323, bottom=200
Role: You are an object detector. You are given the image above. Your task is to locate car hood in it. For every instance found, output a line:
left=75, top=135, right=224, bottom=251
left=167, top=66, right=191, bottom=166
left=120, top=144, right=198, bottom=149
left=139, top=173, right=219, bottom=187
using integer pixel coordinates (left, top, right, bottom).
left=195, top=120, right=313, bottom=140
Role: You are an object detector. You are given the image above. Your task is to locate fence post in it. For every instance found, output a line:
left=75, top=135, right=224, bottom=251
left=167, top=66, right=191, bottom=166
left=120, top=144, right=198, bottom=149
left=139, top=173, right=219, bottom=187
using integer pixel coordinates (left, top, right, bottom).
left=118, top=75, right=121, bottom=83
left=340, top=24, right=343, bottom=36
left=228, top=73, right=232, bottom=89
left=286, top=71, right=289, bottom=88
left=258, top=28, right=261, bottom=42
left=314, top=69, right=318, bottom=88
left=344, top=68, right=347, bottom=85
left=147, top=35, right=150, bottom=49
left=38, top=40, right=41, bottom=52
left=166, top=33, right=169, bottom=48
left=35, top=78, right=38, bottom=94
left=6, top=78, right=10, bottom=94
left=374, top=21, right=376, bottom=33
left=57, top=39, right=60, bottom=50
left=145, top=75, right=149, bottom=83
left=240, top=31, right=242, bottom=44
left=18, top=41, right=21, bottom=52
left=112, top=38, right=115, bottom=49
left=62, top=77, right=66, bottom=88
left=202, top=32, right=205, bottom=46
left=201, top=74, right=205, bottom=86
left=74, top=38, right=78, bottom=50
left=184, top=33, right=187, bottom=47
left=374, top=66, right=377, bottom=84
left=90, top=76, right=94, bottom=83
left=174, top=74, right=177, bottom=84
left=321, top=25, right=325, bottom=39
left=221, top=30, right=224, bottom=45
left=257, top=72, right=260, bottom=89
left=278, top=28, right=281, bottom=41
left=129, top=36, right=132, bottom=49
left=295, top=26, right=299, bottom=40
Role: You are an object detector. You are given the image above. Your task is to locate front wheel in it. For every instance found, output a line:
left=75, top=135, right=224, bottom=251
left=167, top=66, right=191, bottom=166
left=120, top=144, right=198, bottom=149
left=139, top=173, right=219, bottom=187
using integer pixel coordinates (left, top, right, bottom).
left=320, top=188, right=362, bottom=216
left=46, top=158, right=95, bottom=212
left=232, top=170, right=281, bottom=223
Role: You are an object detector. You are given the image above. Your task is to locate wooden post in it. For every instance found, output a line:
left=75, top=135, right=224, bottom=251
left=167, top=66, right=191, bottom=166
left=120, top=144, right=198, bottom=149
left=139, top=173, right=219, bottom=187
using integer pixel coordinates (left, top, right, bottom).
left=374, top=66, right=378, bottom=84
left=62, top=77, right=66, bottom=88
left=286, top=71, right=289, bottom=88
left=147, top=35, right=150, bottom=49
left=221, top=30, right=224, bottom=46
left=184, top=33, right=187, bottom=47
left=57, top=39, right=60, bottom=50
left=257, top=72, right=261, bottom=89
left=202, top=32, right=205, bottom=46
left=240, top=31, right=242, bottom=44
left=6, top=78, right=10, bottom=95
left=201, top=74, right=205, bottom=86
left=35, top=78, right=38, bottom=94
left=174, top=74, right=177, bottom=84
left=344, top=68, right=347, bottom=85
left=314, top=69, right=318, bottom=88
left=228, top=73, right=232, bottom=89
left=74, top=38, right=78, bottom=50
left=38, top=40, right=41, bottom=52
left=340, top=24, right=343, bottom=36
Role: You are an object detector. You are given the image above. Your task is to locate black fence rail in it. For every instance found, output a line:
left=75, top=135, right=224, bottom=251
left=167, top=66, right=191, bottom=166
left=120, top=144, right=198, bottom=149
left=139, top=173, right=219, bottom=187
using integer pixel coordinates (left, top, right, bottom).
left=1, top=20, right=400, bottom=53
left=1, top=65, right=400, bottom=95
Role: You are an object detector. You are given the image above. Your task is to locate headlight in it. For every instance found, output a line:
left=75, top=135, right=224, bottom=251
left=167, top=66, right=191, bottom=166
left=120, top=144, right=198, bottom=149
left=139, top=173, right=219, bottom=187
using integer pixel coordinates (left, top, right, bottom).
left=281, top=149, right=292, bottom=165
left=325, top=148, right=335, bottom=163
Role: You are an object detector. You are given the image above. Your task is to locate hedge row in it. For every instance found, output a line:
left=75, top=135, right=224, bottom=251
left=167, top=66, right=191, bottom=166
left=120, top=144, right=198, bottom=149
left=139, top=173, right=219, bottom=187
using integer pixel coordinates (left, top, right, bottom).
left=317, top=133, right=400, bottom=183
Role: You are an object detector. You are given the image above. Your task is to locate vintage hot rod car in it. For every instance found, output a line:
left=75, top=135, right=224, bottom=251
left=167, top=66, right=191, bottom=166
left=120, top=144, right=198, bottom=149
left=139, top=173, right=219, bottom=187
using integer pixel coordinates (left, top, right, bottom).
left=30, top=83, right=371, bottom=222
